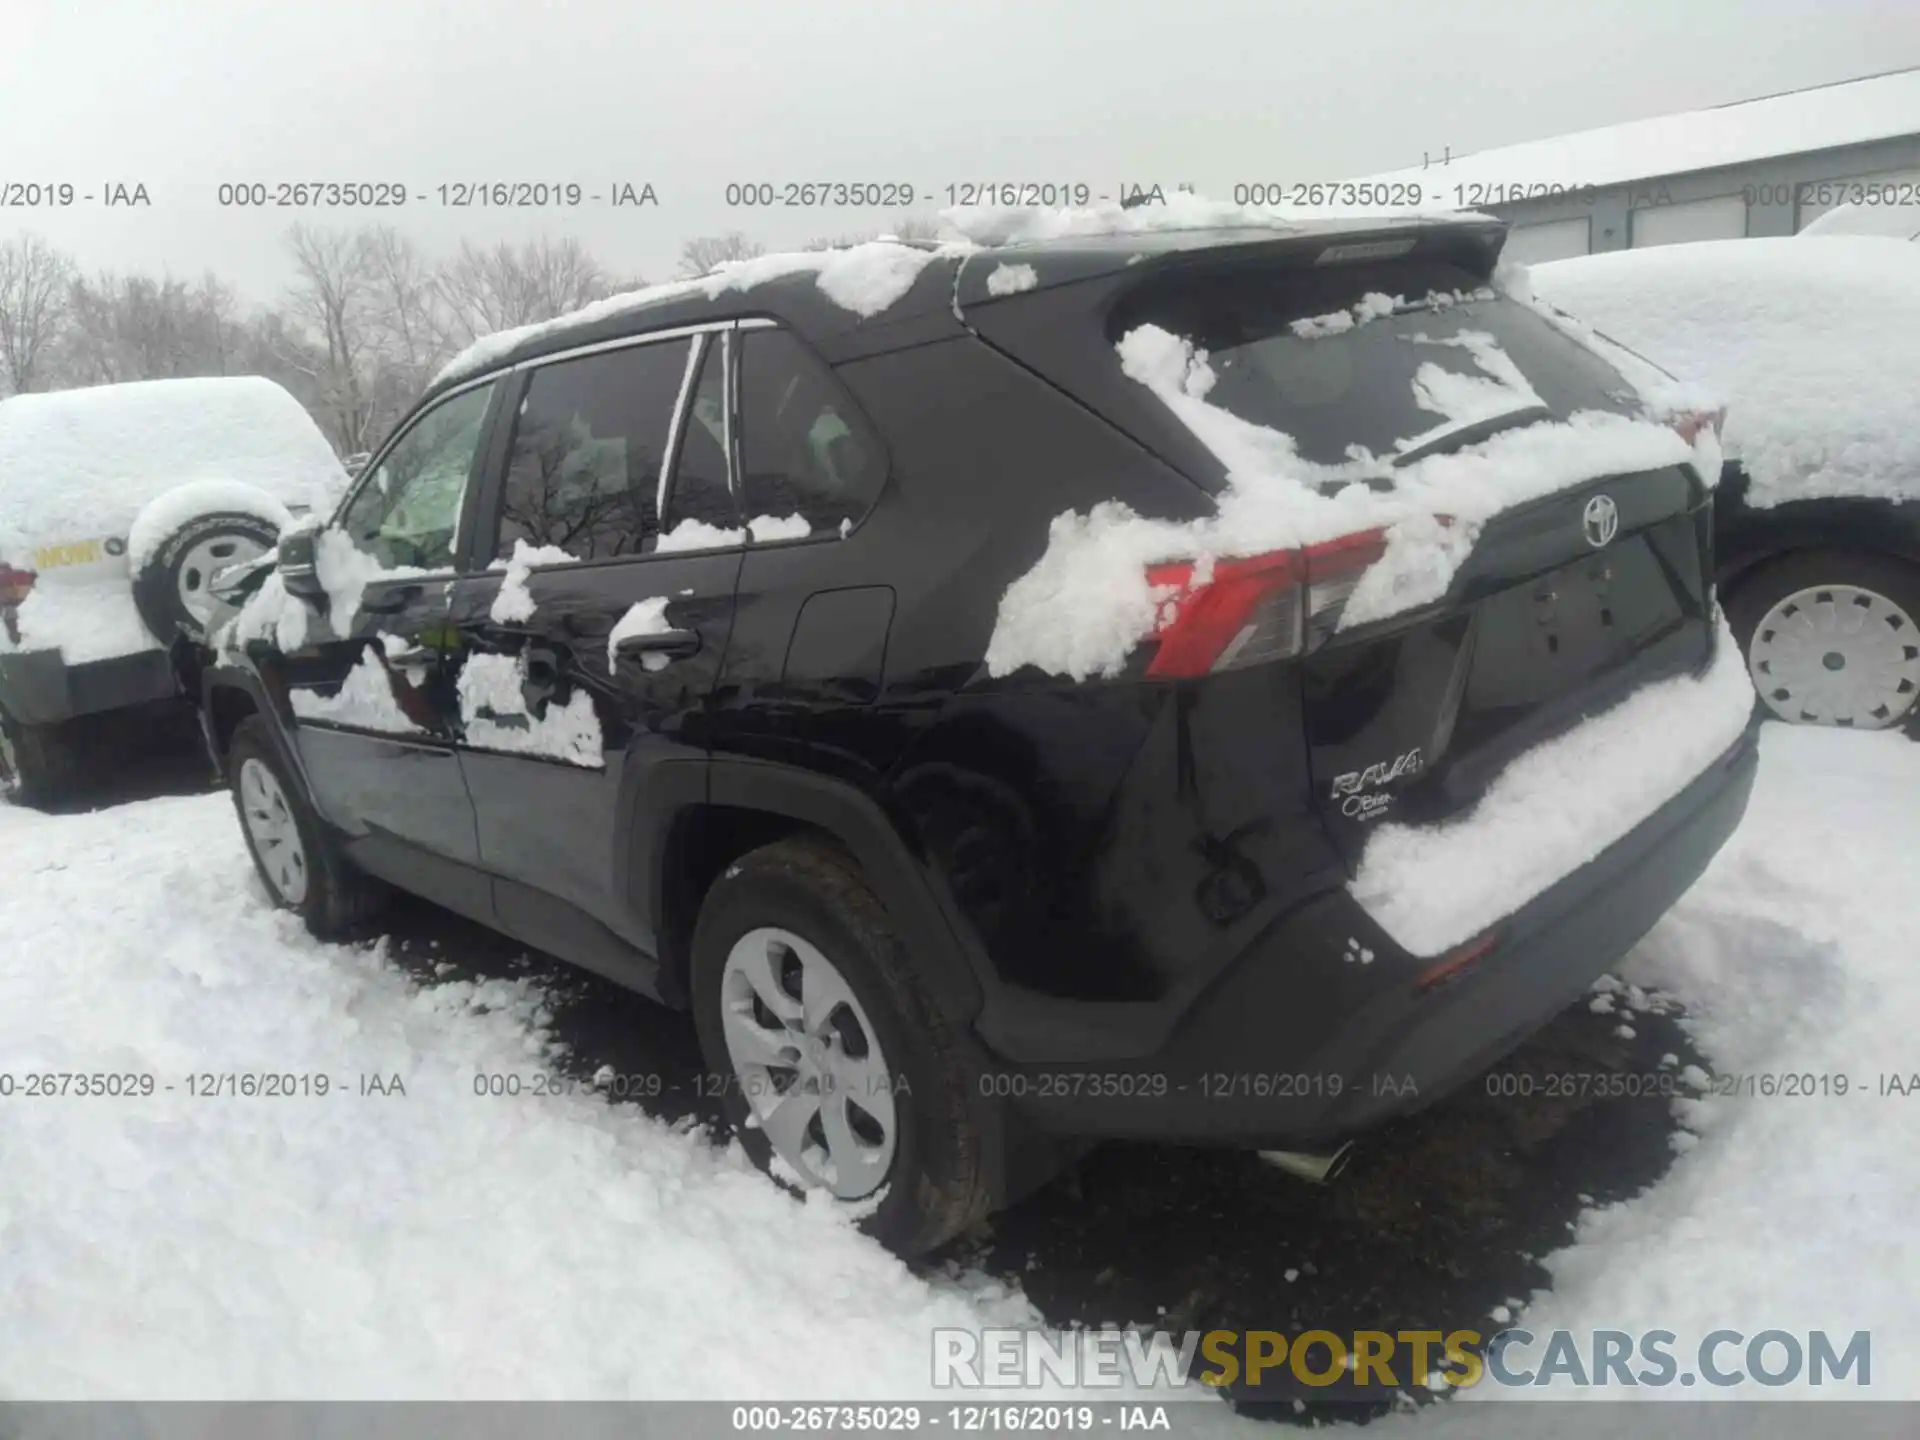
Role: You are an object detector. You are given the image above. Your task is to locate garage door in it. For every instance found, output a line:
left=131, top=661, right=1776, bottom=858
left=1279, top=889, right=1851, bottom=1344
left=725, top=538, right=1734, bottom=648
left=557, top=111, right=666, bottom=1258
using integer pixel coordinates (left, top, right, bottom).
left=1503, top=217, right=1591, bottom=264
left=1795, top=166, right=1920, bottom=229
left=1630, top=193, right=1747, bottom=248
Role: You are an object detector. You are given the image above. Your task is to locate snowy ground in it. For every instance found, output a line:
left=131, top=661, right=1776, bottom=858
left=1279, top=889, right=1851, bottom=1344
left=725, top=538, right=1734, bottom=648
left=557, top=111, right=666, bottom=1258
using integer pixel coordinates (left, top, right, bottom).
left=1, top=723, right=1917, bottom=1415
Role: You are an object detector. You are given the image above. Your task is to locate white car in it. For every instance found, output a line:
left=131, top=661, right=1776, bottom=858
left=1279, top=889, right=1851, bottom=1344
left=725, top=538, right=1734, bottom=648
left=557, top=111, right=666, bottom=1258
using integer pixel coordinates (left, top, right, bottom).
left=0, top=376, right=348, bottom=803
left=1528, top=236, right=1920, bottom=730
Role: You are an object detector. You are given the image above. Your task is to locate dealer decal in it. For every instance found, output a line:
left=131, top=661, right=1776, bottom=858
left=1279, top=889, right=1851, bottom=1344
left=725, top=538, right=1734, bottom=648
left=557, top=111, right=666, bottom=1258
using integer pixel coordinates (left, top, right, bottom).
left=30, top=537, right=120, bottom=569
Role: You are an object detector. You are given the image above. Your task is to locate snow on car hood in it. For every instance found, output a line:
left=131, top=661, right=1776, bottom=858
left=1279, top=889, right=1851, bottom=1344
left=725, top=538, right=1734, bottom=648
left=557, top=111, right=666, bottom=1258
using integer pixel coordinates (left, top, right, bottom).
left=0, top=376, right=347, bottom=565
left=1527, top=237, right=1920, bottom=509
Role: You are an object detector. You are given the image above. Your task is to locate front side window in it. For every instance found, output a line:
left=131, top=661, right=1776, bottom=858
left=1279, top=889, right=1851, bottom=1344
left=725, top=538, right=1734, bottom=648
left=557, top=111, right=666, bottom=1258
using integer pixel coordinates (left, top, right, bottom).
left=338, top=381, right=495, bottom=569
left=737, top=329, right=881, bottom=535
left=659, top=336, right=740, bottom=543
left=495, top=339, right=690, bottom=562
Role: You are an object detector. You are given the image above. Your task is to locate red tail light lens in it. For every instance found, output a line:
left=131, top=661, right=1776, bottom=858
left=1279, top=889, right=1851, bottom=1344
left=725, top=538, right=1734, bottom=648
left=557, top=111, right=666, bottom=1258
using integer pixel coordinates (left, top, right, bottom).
left=1666, top=407, right=1725, bottom=445
left=0, top=563, right=34, bottom=645
left=0, top=564, right=34, bottom=608
left=1144, top=528, right=1389, bottom=679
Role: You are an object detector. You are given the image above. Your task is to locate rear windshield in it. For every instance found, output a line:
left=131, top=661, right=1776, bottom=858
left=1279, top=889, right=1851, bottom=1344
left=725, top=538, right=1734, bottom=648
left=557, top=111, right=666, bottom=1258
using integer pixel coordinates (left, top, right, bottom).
left=1109, top=258, right=1637, bottom=467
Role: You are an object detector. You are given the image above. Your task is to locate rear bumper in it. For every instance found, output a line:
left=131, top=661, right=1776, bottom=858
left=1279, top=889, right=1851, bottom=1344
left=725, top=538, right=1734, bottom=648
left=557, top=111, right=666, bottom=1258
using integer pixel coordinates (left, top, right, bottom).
left=0, top=647, right=179, bottom=725
left=986, top=719, right=1759, bottom=1145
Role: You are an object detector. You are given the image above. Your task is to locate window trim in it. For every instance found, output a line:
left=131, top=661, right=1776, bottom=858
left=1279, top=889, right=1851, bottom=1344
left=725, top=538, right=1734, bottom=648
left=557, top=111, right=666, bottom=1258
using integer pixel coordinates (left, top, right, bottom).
left=330, top=372, right=505, bottom=581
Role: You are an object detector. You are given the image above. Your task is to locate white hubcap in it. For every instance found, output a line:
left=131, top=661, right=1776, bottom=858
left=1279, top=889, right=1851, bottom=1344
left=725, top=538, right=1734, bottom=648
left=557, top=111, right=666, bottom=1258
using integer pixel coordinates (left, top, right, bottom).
left=238, top=757, right=309, bottom=904
left=719, top=926, right=898, bottom=1199
left=179, top=533, right=270, bottom=631
left=1748, top=584, right=1920, bottom=729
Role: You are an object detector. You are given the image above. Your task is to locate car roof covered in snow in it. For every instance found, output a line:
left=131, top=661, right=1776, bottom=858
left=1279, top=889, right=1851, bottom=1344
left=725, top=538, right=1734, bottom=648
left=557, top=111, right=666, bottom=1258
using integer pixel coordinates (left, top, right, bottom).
left=0, top=376, right=348, bottom=559
left=423, top=201, right=1506, bottom=400
left=1352, top=65, right=1920, bottom=194
left=1527, top=236, right=1920, bottom=510
left=1798, top=200, right=1920, bottom=241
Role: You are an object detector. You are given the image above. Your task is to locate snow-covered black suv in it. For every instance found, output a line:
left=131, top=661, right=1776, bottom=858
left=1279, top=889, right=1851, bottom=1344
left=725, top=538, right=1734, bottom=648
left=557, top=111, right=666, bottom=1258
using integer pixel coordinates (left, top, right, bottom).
left=197, top=209, right=1760, bottom=1254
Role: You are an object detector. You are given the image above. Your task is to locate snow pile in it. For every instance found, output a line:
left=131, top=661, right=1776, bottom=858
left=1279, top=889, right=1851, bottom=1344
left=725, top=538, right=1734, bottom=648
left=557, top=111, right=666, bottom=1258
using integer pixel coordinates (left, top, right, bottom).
left=435, top=242, right=962, bottom=388
left=1472, top=724, right=1920, bottom=1399
left=221, top=570, right=310, bottom=656
left=0, top=794, right=1234, bottom=1405
left=125, top=481, right=295, bottom=571
left=456, top=652, right=604, bottom=768
left=1797, top=199, right=1920, bottom=241
left=747, top=512, right=811, bottom=542
left=489, top=540, right=575, bottom=624
left=287, top=649, right=425, bottom=735
left=985, top=263, right=1039, bottom=296
left=0, top=377, right=346, bottom=563
left=1, top=579, right=160, bottom=665
left=1528, top=237, right=1920, bottom=507
left=313, top=527, right=434, bottom=622
left=1348, top=617, right=1755, bottom=956
left=985, top=321, right=1696, bottom=680
left=607, top=597, right=673, bottom=673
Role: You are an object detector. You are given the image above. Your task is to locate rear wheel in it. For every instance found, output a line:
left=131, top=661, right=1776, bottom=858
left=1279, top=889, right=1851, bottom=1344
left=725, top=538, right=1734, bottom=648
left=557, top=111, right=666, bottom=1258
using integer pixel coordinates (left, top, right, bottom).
left=225, top=715, right=387, bottom=936
left=690, top=836, right=993, bottom=1256
left=1727, top=550, right=1920, bottom=729
left=0, top=708, right=85, bottom=808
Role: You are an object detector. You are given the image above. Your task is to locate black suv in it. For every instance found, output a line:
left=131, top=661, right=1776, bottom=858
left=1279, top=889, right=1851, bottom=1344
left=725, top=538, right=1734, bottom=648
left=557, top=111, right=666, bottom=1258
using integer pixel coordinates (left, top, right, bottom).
left=198, top=217, right=1759, bottom=1254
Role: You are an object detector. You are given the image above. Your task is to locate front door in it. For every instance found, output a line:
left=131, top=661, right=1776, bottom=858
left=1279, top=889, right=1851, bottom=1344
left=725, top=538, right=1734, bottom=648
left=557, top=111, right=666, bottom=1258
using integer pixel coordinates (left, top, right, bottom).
left=445, top=328, right=745, bottom=964
left=282, top=379, right=501, bottom=895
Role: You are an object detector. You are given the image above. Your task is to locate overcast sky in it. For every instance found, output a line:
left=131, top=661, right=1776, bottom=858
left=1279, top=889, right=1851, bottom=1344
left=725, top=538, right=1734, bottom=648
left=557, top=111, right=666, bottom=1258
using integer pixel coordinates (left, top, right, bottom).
left=3, top=0, right=1915, bottom=302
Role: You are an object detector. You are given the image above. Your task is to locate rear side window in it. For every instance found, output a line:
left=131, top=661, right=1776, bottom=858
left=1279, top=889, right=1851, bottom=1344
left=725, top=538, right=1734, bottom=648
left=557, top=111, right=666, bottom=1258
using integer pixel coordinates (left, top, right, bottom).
left=495, top=340, right=688, bottom=561
left=737, top=328, right=882, bottom=535
left=662, top=336, right=741, bottom=539
left=1110, top=258, right=1637, bottom=467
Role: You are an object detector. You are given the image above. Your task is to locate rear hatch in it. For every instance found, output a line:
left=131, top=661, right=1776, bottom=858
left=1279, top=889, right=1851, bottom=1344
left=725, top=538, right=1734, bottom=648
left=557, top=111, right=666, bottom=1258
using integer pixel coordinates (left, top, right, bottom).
left=960, top=230, right=1716, bottom=865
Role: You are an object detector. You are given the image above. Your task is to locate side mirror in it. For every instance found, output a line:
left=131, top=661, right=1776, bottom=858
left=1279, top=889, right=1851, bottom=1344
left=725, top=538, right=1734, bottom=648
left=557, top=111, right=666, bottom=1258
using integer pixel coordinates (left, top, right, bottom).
left=277, top=527, right=328, bottom=605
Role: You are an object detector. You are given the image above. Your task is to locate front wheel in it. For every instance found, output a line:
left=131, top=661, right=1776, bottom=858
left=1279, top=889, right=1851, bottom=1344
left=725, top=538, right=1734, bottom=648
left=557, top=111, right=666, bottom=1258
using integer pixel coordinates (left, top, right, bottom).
left=1726, top=549, right=1920, bottom=730
left=690, top=836, right=993, bottom=1256
left=225, top=715, right=387, bottom=937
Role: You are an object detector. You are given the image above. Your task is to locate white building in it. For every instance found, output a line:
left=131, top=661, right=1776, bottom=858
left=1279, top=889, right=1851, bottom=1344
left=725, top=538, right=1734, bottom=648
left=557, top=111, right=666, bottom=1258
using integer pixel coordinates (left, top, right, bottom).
left=1353, top=65, right=1920, bottom=263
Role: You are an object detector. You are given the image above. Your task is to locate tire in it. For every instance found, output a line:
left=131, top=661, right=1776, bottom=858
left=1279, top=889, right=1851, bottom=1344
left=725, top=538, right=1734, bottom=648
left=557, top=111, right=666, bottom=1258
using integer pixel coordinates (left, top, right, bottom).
left=1725, top=549, right=1920, bottom=730
left=691, top=836, right=994, bottom=1256
left=133, top=510, right=282, bottom=644
left=225, top=715, right=387, bottom=937
left=0, top=708, right=85, bottom=808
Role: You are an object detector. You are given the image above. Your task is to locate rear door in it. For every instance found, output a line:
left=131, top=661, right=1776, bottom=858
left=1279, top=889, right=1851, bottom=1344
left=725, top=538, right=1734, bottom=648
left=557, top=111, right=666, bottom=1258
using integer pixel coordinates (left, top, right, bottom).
left=282, top=379, right=500, bottom=884
left=445, top=325, right=745, bottom=959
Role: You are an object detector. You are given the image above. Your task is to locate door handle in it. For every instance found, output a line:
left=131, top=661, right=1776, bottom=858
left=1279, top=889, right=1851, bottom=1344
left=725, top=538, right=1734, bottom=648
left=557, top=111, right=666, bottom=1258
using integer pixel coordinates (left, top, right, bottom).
left=613, top=628, right=701, bottom=664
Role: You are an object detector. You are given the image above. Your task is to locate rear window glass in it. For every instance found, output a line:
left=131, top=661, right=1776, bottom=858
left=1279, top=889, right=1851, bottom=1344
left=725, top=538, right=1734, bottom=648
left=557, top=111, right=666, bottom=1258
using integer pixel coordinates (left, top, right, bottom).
left=1109, top=258, right=1637, bottom=467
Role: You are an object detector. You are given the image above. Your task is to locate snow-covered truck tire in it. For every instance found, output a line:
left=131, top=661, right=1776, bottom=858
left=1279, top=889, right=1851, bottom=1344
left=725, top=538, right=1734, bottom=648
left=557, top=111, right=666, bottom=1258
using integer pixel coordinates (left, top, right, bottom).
left=0, top=707, right=86, bottom=809
left=690, top=836, right=994, bottom=1257
left=1726, top=549, right=1920, bottom=731
left=129, top=484, right=292, bottom=645
left=225, top=715, right=388, bottom=937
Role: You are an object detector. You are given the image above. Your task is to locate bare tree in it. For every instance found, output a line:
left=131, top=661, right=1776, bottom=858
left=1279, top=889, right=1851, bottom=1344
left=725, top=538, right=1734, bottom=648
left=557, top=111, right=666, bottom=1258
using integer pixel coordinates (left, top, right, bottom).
left=281, top=225, right=385, bottom=454
left=56, top=270, right=245, bottom=386
left=677, top=232, right=765, bottom=277
left=434, top=236, right=626, bottom=347
left=0, top=234, right=74, bottom=394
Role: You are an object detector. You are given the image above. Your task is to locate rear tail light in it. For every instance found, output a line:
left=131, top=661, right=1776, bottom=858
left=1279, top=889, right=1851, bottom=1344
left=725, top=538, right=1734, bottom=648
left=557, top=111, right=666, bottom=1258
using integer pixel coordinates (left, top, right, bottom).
left=0, top=563, right=34, bottom=645
left=1144, top=528, right=1389, bottom=679
left=1666, top=407, right=1725, bottom=445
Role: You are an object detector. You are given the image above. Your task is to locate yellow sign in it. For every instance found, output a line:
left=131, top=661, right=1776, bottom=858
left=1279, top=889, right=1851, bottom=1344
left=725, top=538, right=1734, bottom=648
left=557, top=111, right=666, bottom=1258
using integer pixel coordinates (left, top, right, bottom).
left=31, top=539, right=105, bottom=569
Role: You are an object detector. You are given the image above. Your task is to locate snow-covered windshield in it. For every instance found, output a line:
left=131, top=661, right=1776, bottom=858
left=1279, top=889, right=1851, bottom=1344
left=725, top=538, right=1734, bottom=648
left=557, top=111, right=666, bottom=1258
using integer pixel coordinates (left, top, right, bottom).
left=1109, top=259, right=1638, bottom=467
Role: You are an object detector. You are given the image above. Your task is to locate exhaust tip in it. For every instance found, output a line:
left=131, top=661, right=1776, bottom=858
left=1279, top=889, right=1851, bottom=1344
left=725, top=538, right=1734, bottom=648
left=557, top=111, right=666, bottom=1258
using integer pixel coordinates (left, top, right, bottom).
left=1258, top=1140, right=1355, bottom=1185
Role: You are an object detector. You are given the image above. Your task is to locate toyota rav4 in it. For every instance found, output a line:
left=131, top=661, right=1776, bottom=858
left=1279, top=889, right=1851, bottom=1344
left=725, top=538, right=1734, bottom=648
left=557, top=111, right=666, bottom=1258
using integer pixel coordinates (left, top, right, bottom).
left=196, top=210, right=1759, bottom=1254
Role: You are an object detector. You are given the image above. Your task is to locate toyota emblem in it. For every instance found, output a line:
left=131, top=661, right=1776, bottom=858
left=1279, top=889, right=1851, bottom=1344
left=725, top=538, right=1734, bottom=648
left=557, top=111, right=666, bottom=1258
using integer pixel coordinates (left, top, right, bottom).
left=1582, top=494, right=1619, bottom=549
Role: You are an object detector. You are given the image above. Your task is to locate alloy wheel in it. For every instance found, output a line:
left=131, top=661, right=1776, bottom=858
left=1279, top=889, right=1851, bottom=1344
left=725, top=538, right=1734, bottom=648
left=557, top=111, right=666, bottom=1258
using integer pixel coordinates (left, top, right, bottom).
left=178, top=533, right=271, bottom=633
left=1748, top=583, right=1920, bottom=729
left=718, top=925, right=898, bottom=1199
